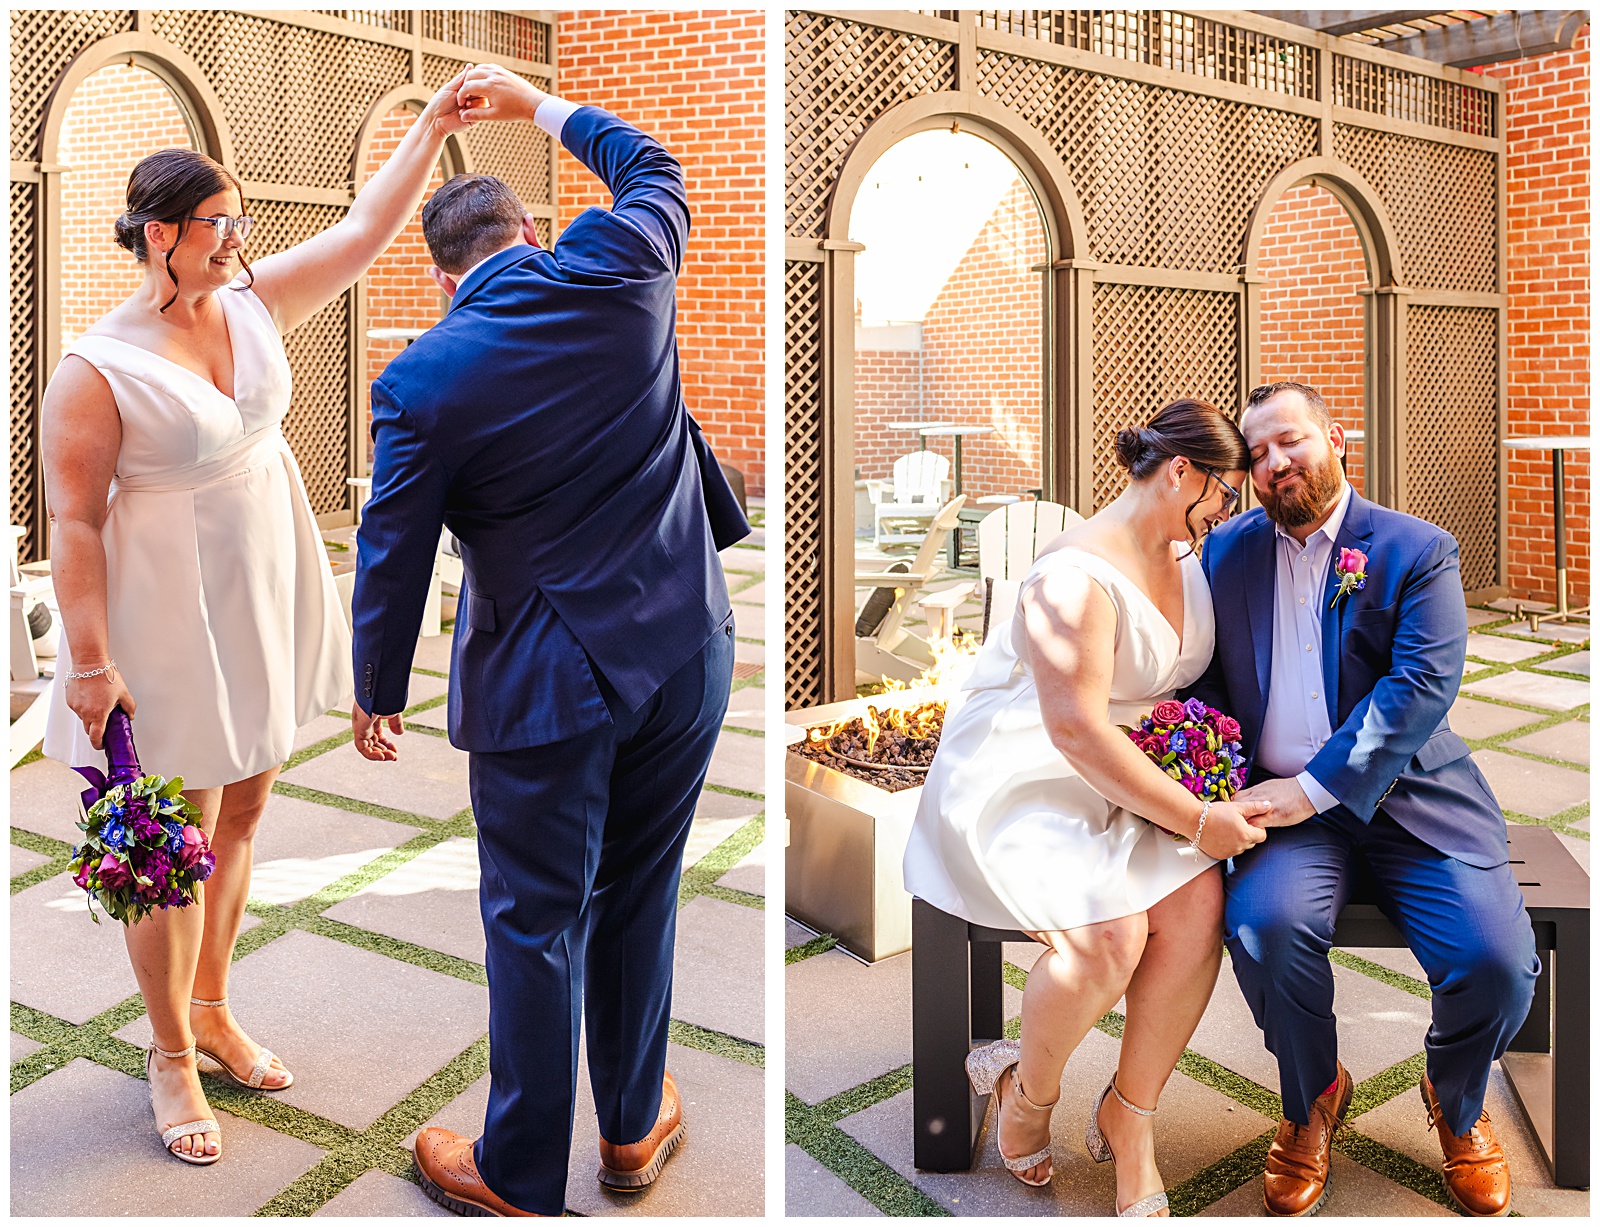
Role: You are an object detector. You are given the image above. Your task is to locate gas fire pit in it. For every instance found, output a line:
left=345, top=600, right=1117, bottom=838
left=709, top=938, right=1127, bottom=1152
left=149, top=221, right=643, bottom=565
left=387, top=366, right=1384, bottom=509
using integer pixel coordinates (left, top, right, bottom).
left=785, top=686, right=953, bottom=962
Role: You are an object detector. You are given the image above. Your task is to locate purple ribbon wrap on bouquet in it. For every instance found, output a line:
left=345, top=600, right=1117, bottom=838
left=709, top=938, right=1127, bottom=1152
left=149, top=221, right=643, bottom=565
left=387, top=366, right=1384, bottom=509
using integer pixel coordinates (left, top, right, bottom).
left=73, top=706, right=142, bottom=812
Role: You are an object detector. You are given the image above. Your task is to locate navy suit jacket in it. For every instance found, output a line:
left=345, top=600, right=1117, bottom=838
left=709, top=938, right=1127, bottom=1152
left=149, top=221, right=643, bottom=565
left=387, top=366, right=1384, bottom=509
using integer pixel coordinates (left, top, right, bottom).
left=351, top=106, right=735, bottom=752
left=1189, top=490, right=1510, bottom=868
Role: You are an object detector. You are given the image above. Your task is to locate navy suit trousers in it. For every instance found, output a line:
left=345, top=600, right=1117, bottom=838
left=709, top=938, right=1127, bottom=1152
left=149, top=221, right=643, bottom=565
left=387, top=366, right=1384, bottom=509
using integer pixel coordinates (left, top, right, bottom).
left=467, top=620, right=734, bottom=1213
left=1224, top=806, right=1538, bottom=1136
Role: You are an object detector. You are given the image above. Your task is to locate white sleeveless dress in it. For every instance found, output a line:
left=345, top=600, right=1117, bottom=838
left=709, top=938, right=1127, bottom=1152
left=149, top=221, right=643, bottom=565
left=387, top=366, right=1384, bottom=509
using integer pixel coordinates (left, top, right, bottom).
left=902, top=545, right=1218, bottom=932
left=43, top=282, right=353, bottom=790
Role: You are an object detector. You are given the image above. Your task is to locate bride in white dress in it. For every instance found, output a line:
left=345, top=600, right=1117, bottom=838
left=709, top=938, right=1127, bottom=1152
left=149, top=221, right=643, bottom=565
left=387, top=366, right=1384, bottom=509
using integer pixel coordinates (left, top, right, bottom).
left=903, top=399, right=1269, bottom=1215
left=40, top=68, right=490, bottom=1165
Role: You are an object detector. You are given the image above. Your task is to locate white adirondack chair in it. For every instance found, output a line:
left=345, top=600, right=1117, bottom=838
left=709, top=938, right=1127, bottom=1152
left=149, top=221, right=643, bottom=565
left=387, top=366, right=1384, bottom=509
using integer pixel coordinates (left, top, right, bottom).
left=854, top=494, right=973, bottom=682
left=865, top=450, right=952, bottom=546
left=10, top=526, right=57, bottom=767
left=976, top=500, right=1082, bottom=642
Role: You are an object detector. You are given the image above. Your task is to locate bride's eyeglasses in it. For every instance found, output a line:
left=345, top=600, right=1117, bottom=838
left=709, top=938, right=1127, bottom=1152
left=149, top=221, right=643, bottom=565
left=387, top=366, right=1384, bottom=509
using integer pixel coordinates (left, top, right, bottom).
left=1200, top=467, right=1241, bottom=513
left=189, top=214, right=253, bottom=242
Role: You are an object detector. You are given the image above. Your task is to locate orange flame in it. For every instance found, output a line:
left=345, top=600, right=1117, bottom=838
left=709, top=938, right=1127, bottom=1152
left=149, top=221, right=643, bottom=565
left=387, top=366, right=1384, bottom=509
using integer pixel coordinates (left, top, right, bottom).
left=805, top=632, right=978, bottom=757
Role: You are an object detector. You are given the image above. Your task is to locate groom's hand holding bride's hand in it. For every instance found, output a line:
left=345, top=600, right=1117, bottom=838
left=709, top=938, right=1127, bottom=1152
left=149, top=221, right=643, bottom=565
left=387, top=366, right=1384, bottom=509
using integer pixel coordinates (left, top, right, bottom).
left=453, top=63, right=550, bottom=126
left=351, top=702, right=404, bottom=762
left=1234, top=777, right=1316, bottom=828
left=1199, top=798, right=1273, bottom=859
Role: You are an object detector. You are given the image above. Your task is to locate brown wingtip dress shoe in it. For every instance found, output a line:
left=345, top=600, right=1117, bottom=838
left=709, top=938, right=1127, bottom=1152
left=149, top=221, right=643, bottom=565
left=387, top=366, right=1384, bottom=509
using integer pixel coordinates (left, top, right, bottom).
left=598, top=1070, right=686, bottom=1191
left=413, top=1127, right=545, bottom=1217
left=1263, top=1062, right=1353, bottom=1217
left=1421, top=1075, right=1511, bottom=1217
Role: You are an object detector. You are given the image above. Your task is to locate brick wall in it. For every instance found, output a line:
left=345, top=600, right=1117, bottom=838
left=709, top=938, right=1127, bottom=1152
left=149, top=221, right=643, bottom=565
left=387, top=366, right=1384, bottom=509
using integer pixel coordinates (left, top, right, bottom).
left=358, top=108, right=447, bottom=462
left=1255, top=182, right=1368, bottom=491
left=556, top=9, right=765, bottom=493
left=57, top=64, right=195, bottom=349
left=1481, top=28, right=1590, bottom=606
left=853, top=177, right=1046, bottom=502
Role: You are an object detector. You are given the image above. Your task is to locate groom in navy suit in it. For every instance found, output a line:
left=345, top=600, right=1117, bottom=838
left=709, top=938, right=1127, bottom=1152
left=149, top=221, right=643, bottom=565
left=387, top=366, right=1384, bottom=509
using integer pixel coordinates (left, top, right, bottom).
left=348, top=66, right=743, bottom=1216
left=1191, top=382, right=1537, bottom=1218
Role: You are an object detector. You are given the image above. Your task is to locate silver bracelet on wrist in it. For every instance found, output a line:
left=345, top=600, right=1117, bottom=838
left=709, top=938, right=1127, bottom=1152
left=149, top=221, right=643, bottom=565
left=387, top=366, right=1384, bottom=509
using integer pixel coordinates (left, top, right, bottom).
left=1189, top=798, right=1211, bottom=850
left=65, top=660, right=117, bottom=682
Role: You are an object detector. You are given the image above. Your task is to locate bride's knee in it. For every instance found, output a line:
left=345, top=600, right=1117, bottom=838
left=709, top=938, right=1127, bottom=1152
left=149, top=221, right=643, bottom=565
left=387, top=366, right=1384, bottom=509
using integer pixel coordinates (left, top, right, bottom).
left=1069, top=914, right=1148, bottom=987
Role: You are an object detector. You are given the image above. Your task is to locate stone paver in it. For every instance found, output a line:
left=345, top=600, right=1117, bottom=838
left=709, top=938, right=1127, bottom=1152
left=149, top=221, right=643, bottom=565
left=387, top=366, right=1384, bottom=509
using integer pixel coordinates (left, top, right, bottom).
left=718, top=841, right=766, bottom=896
left=1504, top=720, right=1590, bottom=766
left=1465, top=633, right=1553, bottom=663
left=12, top=873, right=143, bottom=1024
left=672, top=896, right=763, bottom=1044
left=1449, top=695, right=1543, bottom=740
left=10, top=1058, right=324, bottom=1216
left=408, top=703, right=450, bottom=731
left=734, top=637, right=763, bottom=667
left=10, top=755, right=96, bottom=845
left=1472, top=749, right=1589, bottom=818
left=732, top=601, right=761, bottom=641
left=1534, top=649, right=1589, bottom=676
left=724, top=686, right=765, bottom=731
left=1197, top=1151, right=1452, bottom=1216
left=787, top=1143, right=885, bottom=1215
left=292, top=712, right=350, bottom=753
left=322, top=837, right=483, bottom=963
left=788, top=949, right=911, bottom=1104
left=11, top=1032, right=42, bottom=1061
left=705, top=727, right=765, bottom=792
left=251, top=791, right=421, bottom=906
left=1461, top=670, right=1590, bottom=711
left=409, top=635, right=454, bottom=674
left=11, top=844, right=51, bottom=876
left=1500, top=619, right=1591, bottom=644
left=280, top=728, right=470, bottom=820
left=312, top=1169, right=452, bottom=1217
left=787, top=918, right=817, bottom=948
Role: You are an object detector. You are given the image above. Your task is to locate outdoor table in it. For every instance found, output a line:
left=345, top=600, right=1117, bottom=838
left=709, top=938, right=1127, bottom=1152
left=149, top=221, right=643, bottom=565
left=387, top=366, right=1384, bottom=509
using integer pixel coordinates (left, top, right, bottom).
left=1502, top=436, right=1590, bottom=631
left=1341, top=427, right=1364, bottom=473
left=366, top=326, right=428, bottom=346
left=918, top=424, right=997, bottom=496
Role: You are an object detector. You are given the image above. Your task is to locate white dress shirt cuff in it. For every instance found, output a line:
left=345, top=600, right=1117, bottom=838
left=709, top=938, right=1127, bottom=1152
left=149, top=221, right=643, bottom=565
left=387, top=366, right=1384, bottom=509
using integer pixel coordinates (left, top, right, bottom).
left=534, top=95, right=581, bottom=139
left=1296, top=770, right=1341, bottom=815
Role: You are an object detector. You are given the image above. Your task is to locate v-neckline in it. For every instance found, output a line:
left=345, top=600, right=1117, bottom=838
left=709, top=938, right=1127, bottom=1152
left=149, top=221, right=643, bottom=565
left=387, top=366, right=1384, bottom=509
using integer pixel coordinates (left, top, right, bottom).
left=83, top=293, right=241, bottom=403
left=1055, top=545, right=1192, bottom=656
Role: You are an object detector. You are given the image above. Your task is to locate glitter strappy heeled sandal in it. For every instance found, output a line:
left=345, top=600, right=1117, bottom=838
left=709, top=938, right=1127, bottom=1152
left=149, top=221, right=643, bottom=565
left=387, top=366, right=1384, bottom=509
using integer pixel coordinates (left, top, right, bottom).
left=147, top=1043, right=221, bottom=1166
left=190, top=996, right=293, bottom=1091
left=1087, top=1077, right=1168, bottom=1217
left=965, top=1038, right=1058, bottom=1186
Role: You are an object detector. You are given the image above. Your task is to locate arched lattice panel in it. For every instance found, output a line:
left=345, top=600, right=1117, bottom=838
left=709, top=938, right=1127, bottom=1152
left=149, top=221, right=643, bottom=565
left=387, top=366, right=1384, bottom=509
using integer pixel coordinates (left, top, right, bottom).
left=422, top=55, right=554, bottom=213
left=1333, top=125, right=1496, bottom=293
left=11, top=182, right=39, bottom=543
left=785, top=260, right=827, bottom=709
left=785, top=10, right=958, bottom=239
left=9, top=9, right=135, bottom=159
left=248, top=201, right=354, bottom=516
left=1091, top=284, right=1240, bottom=509
left=978, top=53, right=1319, bottom=271
left=150, top=10, right=411, bottom=189
left=1405, top=306, right=1499, bottom=591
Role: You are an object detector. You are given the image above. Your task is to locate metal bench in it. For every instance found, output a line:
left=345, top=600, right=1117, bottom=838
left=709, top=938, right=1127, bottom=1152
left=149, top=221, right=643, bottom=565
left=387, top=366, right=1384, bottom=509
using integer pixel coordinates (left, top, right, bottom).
left=910, top=823, right=1588, bottom=1187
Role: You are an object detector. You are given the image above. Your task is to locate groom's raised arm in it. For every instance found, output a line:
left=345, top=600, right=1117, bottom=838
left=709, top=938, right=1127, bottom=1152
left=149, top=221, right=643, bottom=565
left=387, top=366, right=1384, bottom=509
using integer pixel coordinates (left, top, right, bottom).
left=351, top=380, right=451, bottom=726
left=553, top=104, right=689, bottom=275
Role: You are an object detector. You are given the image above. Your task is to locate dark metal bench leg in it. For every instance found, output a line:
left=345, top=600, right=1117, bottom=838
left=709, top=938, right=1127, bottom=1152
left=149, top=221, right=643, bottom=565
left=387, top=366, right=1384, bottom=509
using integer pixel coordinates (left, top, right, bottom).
left=971, top=940, right=1004, bottom=1043
left=1551, top=914, right=1589, bottom=1188
left=912, top=899, right=981, bottom=1171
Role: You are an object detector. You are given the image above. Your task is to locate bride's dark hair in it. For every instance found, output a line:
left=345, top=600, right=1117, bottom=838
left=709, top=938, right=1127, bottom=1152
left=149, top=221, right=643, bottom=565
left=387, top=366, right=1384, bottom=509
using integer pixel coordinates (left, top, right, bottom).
left=114, top=147, right=254, bottom=313
left=1115, top=397, right=1250, bottom=552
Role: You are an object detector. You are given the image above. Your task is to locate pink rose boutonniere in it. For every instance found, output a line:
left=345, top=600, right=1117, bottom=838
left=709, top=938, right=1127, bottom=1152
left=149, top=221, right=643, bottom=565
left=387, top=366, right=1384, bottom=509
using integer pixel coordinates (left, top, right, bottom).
left=1330, top=547, right=1368, bottom=610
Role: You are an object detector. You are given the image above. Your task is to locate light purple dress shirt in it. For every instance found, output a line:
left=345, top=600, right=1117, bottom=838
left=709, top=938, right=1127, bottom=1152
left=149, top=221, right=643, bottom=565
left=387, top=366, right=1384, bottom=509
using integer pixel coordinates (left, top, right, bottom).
left=1255, top=481, right=1353, bottom=813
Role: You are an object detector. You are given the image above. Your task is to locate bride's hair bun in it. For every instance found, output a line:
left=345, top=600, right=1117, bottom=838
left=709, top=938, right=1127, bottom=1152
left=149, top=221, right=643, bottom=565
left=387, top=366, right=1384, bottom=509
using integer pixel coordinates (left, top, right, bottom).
left=113, top=213, right=146, bottom=259
left=1114, top=427, right=1149, bottom=471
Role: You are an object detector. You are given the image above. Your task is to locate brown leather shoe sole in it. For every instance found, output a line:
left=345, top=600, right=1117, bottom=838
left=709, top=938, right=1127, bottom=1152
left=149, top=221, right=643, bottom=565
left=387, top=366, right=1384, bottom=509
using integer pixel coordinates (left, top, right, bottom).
left=414, top=1151, right=543, bottom=1217
left=1263, top=1178, right=1330, bottom=1218
left=598, top=1121, right=686, bottom=1191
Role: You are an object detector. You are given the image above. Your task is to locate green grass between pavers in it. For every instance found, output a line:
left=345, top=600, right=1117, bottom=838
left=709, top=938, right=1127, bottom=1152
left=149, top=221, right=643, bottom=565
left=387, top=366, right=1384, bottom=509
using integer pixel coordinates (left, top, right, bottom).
left=12, top=695, right=765, bottom=1216
left=786, top=933, right=838, bottom=965
left=731, top=668, right=764, bottom=692
left=1330, top=948, right=1433, bottom=999
left=786, top=1091, right=952, bottom=1217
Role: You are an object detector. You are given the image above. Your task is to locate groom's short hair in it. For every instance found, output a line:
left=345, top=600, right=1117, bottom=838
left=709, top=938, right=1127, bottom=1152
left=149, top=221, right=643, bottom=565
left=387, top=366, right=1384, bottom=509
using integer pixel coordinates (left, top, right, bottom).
left=1244, top=380, right=1332, bottom=429
left=423, top=174, right=526, bottom=275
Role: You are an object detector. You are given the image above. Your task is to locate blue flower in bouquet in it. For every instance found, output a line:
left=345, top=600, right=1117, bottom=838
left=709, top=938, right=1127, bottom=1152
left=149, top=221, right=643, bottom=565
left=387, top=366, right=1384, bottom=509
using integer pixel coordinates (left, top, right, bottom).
left=163, top=822, right=185, bottom=855
left=1168, top=729, right=1187, bottom=754
left=102, top=821, right=131, bottom=850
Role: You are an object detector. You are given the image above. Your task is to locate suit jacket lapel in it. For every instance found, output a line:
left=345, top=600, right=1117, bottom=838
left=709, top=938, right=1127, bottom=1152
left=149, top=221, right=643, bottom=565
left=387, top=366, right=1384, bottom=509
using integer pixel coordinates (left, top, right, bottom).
left=1320, top=490, right=1375, bottom=726
left=1242, top=517, right=1275, bottom=717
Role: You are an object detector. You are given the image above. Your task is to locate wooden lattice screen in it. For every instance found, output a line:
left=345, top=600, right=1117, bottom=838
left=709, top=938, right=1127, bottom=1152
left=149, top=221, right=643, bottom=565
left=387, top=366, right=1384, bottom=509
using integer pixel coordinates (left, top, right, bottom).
left=9, top=8, right=559, bottom=562
left=785, top=8, right=1507, bottom=705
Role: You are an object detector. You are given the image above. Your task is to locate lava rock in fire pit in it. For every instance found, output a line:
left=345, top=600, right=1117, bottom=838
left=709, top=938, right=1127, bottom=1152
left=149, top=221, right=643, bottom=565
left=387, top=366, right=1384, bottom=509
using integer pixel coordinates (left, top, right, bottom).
left=790, top=705, right=944, bottom=793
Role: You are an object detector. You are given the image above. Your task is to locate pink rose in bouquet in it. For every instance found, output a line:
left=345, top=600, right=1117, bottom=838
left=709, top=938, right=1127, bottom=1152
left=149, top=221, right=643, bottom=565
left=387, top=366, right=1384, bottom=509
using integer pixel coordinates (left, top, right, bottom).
left=97, top=854, right=132, bottom=890
left=1216, top=715, right=1242, bottom=742
left=1151, top=699, right=1187, bottom=726
left=1120, top=699, right=1251, bottom=841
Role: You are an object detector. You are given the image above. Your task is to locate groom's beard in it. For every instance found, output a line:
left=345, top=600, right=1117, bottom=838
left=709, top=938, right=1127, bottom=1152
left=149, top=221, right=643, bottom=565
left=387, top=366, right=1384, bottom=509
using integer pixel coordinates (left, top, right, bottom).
left=1256, top=452, right=1344, bottom=528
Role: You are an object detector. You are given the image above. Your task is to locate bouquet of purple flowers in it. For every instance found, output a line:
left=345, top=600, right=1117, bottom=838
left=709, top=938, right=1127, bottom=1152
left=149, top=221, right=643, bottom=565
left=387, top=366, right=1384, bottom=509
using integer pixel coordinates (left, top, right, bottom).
left=1122, top=697, right=1247, bottom=809
left=67, top=707, right=214, bottom=924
